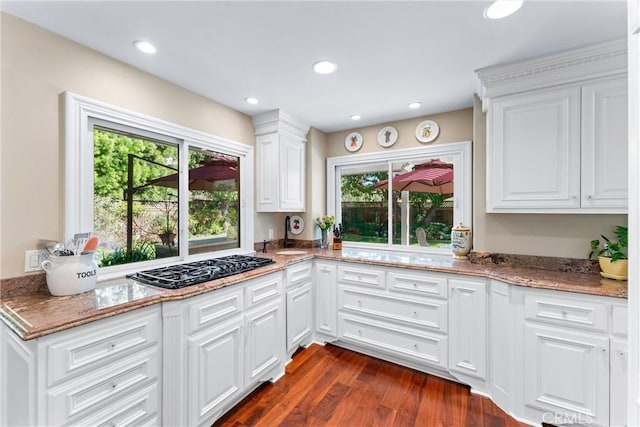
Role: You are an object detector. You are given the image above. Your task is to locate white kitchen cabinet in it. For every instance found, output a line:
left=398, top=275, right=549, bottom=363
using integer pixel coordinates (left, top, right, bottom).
left=252, top=109, right=310, bottom=212
left=314, top=261, right=338, bottom=340
left=479, top=40, right=628, bottom=213
left=487, top=86, right=581, bottom=211
left=581, top=77, right=629, bottom=209
left=1, top=305, right=162, bottom=427
left=187, top=318, right=243, bottom=427
left=245, top=299, right=283, bottom=387
left=488, top=280, right=513, bottom=413
left=448, top=278, right=487, bottom=381
left=286, top=261, right=313, bottom=355
left=523, top=323, right=610, bottom=426
left=163, top=271, right=285, bottom=427
left=611, top=338, right=628, bottom=427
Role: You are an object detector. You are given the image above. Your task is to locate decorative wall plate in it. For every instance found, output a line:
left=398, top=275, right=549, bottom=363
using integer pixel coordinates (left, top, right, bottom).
left=377, top=126, right=398, bottom=148
left=415, top=120, right=440, bottom=143
left=345, top=132, right=363, bottom=152
left=290, top=215, right=304, bottom=235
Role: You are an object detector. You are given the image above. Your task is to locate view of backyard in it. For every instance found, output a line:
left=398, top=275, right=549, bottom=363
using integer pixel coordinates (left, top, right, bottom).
left=93, top=128, right=239, bottom=267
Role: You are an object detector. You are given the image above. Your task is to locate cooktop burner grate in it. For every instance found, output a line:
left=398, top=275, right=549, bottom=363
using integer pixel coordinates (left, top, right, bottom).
left=127, top=255, right=275, bottom=289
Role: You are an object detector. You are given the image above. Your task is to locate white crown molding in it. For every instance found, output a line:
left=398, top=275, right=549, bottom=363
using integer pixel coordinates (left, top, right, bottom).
left=251, top=109, right=310, bottom=140
left=475, top=39, right=627, bottom=111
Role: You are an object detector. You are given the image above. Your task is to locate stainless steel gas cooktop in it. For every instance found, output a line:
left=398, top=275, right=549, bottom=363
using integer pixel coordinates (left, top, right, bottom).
left=127, top=255, right=275, bottom=289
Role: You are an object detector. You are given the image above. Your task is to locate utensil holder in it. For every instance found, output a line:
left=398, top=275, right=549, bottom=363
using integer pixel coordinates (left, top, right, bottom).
left=41, top=253, right=98, bottom=296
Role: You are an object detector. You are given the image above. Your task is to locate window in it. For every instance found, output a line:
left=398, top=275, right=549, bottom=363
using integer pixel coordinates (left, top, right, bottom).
left=65, top=92, right=253, bottom=276
left=327, top=141, right=471, bottom=253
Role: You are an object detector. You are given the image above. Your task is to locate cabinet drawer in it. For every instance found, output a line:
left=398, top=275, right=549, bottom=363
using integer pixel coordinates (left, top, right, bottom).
left=187, top=287, right=243, bottom=334
left=339, top=287, right=447, bottom=332
left=287, top=261, right=313, bottom=289
left=46, top=348, right=159, bottom=426
left=44, top=306, right=161, bottom=387
left=244, top=273, right=282, bottom=309
left=339, top=314, right=447, bottom=370
left=612, top=304, right=628, bottom=337
left=524, top=294, right=607, bottom=332
left=338, top=265, right=385, bottom=289
left=70, top=382, right=159, bottom=427
left=387, top=271, right=447, bottom=299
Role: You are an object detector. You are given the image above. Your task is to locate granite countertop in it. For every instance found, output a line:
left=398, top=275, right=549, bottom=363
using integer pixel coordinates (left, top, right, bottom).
left=0, top=248, right=627, bottom=341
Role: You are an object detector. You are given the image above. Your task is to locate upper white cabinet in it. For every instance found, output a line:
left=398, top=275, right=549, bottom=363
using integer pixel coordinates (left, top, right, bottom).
left=477, top=39, right=628, bottom=213
left=252, top=109, right=310, bottom=212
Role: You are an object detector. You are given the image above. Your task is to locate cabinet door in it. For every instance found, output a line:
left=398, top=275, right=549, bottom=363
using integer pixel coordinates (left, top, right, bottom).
left=279, top=134, right=305, bottom=211
left=610, top=339, right=628, bottom=427
left=286, top=282, right=313, bottom=352
left=489, top=281, right=512, bottom=412
left=245, top=300, right=282, bottom=387
left=448, top=279, right=486, bottom=380
left=314, top=262, right=338, bottom=340
left=523, top=323, right=609, bottom=426
left=581, top=77, right=628, bottom=211
left=487, top=86, right=581, bottom=211
left=187, top=318, right=243, bottom=427
left=255, top=134, right=280, bottom=212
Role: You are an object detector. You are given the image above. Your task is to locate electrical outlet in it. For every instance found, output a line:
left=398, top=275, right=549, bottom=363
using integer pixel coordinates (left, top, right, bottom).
left=268, top=229, right=274, bottom=239
left=24, top=250, right=49, bottom=272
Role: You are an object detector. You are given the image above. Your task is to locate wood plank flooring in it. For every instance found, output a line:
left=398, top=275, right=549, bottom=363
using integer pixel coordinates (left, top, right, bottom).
left=213, top=344, right=529, bottom=427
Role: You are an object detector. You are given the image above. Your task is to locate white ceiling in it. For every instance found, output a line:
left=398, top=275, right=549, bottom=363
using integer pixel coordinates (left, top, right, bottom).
left=1, top=1, right=627, bottom=132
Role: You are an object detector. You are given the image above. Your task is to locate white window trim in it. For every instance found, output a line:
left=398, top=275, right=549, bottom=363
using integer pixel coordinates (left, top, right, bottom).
left=64, top=91, right=254, bottom=278
left=326, top=140, right=472, bottom=254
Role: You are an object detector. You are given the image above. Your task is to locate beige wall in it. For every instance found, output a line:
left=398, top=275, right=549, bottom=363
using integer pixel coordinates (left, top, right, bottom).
left=472, top=96, right=627, bottom=258
left=0, top=13, right=277, bottom=278
left=325, top=108, right=473, bottom=157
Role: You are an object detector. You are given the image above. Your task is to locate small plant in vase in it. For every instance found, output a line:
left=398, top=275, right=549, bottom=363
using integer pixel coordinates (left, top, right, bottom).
left=315, top=215, right=335, bottom=249
left=589, top=225, right=628, bottom=280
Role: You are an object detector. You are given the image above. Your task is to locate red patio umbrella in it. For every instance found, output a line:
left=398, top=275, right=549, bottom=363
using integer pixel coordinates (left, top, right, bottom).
left=146, top=157, right=238, bottom=192
left=374, top=159, right=453, bottom=194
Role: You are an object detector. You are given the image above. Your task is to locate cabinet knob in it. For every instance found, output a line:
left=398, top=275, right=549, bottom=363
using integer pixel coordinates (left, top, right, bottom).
left=358, top=329, right=362, bottom=336
left=357, top=275, right=362, bottom=281
left=414, top=343, right=419, bottom=350
left=414, top=311, right=418, bottom=317
left=357, top=300, right=362, bottom=307
left=111, top=383, right=117, bottom=390
left=600, top=347, right=607, bottom=354
left=413, top=283, right=418, bottom=288
left=587, top=195, right=593, bottom=200
left=561, top=310, right=568, bottom=317
left=618, top=350, right=626, bottom=357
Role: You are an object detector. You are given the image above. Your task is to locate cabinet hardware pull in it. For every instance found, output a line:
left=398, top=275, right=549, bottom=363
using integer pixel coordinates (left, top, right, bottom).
left=587, top=195, right=593, bottom=199
left=600, top=347, right=607, bottom=353
left=357, top=300, right=362, bottom=307
left=618, top=351, right=626, bottom=357
left=413, top=283, right=418, bottom=288
left=108, top=342, right=116, bottom=350
left=414, top=343, right=418, bottom=350
left=111, top=383, right=117, bottom=390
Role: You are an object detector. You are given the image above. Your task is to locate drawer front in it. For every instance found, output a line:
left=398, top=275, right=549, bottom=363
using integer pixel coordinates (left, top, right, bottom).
left=339, top=314, right=447, bottom=370
left=612, top=304, right=628, bottom=337
left=70, top=382, right=159, bottom=427
left=47, top=348, right=159, bottom=426
left=524, top=294, right=608, bottom=332
left=45, top=306, right=161, bottom=387
left=187, top=287, right=242, bottom=334
left=245, top=273, right=282, bottom=309
left=338, top=265, right=385, bottom=289
left=339, top=287, right=447, bottom=332
left=287, top=261, right=313, bottom=289
left=387, top=271, right=447, bottom=299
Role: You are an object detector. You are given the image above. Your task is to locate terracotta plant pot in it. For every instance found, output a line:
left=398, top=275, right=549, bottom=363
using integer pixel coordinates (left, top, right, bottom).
left=598, top=256, right=628, bottom=280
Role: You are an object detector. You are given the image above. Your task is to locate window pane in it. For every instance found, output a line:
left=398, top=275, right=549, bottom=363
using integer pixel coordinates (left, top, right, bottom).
left=93, top=127, right=179, bottom=266
left=340, top=164, right=388, bottom=243
left=391, top=158, right=454, bottom=248
left=187, top=148, right=240, bottom=255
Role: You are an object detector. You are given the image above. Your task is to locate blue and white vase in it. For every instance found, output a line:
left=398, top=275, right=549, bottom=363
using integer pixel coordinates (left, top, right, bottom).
left=451, top=222, right=472, bottom=259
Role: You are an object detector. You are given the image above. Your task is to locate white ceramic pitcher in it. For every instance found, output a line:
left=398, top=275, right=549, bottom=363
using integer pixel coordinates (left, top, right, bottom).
left=41, top=253, right=98, bottom=296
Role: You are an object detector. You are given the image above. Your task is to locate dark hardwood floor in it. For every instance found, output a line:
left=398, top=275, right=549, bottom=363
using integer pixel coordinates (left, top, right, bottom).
left=214, top=343, right=529, bottom=427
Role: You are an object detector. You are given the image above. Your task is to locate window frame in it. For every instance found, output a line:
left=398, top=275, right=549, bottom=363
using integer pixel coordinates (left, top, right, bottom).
left=326, top=140, right=472, bottom=254
left=64, top=92, right=254, bottom=279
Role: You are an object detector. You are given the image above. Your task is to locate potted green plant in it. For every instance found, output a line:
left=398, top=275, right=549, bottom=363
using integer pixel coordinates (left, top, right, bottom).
left=590, top=225, right=628, bottom=280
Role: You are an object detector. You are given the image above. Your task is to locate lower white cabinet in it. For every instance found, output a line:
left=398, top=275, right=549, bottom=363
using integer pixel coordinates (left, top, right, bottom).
left=611, top=338, right=628, bottom=427
left=448, top=278, right=487, bottom=382
left=163, top=271, right=285, bottom=427
left=523, top=323, right=610, bottom=425
left=286, top=261, right=313, bottom=355
left=1, top=305, right=162, bottom=427
left=314, top=261, right=338, bottom=340
left=187, top=317, right=243, bottom=427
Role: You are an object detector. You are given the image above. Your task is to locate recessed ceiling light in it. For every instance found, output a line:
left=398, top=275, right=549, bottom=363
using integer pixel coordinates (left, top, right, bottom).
left=484, top=0, right=523, bottom=20
left=408, top=102, right=422, bottom=109
left=313, top=61, right=338, bottom=74
left=350, top=115, right=361, bottom=121
left=245, top=97, right=259, bottom=105
left=133, top=40, right=156, bottom=54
